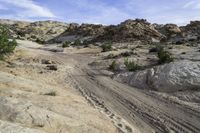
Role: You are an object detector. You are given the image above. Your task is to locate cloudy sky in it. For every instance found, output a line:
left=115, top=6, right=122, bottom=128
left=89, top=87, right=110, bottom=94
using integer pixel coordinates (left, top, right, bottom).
left=0, top=0, right=200, bottom=25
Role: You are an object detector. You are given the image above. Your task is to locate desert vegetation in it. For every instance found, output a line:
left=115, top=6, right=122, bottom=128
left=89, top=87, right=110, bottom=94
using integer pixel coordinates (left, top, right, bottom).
left=35, top=38, right=45, bottom=44
left=109, top=60, right=117, bottom=70
left=0, top=25, right=17, bottom=60
left=44, top=91, right=56, bottom=96
left=101, top=43, right=112, bottom=52
left=62, top=41, right=71, bottom=48
left=157, top=46, right=174, bottom=64
left=124, top=58, right=141, bottom=71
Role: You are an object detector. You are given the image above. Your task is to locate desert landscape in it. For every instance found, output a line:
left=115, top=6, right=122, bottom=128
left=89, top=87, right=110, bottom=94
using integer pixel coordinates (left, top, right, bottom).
left=0, top=18, right=200, bottom=133
left=0, top=1, right=200, bottom=133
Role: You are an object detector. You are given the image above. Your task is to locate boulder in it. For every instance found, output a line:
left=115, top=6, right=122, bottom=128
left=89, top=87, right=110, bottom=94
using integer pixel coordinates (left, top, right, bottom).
left=114, top=61, right=200, bottom=92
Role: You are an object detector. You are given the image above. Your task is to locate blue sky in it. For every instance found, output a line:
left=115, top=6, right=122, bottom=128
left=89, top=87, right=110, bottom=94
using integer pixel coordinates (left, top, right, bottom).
left=0, top=0, right=200, bottom=25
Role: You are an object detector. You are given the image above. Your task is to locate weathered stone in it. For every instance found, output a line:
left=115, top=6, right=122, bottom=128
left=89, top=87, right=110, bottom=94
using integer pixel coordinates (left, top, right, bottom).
left=115, top=61, right=200, bottom=92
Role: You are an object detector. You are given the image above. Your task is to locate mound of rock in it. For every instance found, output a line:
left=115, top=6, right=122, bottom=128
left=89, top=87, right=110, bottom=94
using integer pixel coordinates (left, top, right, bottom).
left=95, top=19, right=164, bottom=43
left=49, top=19, right=165, bottom=43
left=114, top=60, right=200, bottom=92
left=154, top=24, right=183, bottom=42
left=0, top=20, right=69, bottom=43
left=2, top=19, right=200, bottom=45
left=181, top=21, right=200, bottom=42
left=50, top=23, right=105, bottom=43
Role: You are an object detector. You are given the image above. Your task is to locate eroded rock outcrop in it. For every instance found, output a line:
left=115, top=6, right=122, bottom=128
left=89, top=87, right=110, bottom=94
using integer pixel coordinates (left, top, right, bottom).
left=1, top=20, right=69, bottom=42
left=95, top=19, right=164, bottom=43
left=154, top=24, right=183, bottom=43
left=181, top=21, right=200, bottom=42
left=114, top=61, right=200, bottom=92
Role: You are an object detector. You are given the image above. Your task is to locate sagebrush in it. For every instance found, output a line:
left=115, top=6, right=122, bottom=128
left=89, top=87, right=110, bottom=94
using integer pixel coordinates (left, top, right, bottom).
left=124, top=58, right=141, bottom=71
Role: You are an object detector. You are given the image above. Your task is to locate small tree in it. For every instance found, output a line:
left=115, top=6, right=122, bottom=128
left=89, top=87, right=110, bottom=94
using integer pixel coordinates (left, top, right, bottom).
left=0, top=26, right=17, bottom=59
left=157, top=46, right=174, bottom=64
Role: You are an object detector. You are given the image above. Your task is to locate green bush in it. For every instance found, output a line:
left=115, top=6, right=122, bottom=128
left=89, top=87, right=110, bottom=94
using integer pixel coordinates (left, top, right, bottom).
left=35, top=38, right=45, bottom=44
left=157, top=46, right=174, bottom=64
left=0, top=26, right=17, bottom=59
left=62, top=41, right=71, bottom=48
left=124, top=58, right=141, bottom=71
left=109, top=60, right=116, bottom=70
left=101, top=43, right=112, bottom=52
left=72, top=39, right=82, bottom=46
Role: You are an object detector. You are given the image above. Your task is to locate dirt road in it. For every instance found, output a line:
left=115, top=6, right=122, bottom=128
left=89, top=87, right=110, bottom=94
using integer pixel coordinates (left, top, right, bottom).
left=48, top=51, right=200, bottom=133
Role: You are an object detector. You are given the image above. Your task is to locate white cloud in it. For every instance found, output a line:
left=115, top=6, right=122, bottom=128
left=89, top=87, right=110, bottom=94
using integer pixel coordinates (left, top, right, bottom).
left=0, top=0, right=55, bottom=19
left=183, top=0, right=200, bottom=9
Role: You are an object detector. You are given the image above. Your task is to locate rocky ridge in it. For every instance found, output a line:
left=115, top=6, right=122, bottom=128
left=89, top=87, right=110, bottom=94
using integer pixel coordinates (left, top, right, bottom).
left=1, top=19, right=200, bottom=44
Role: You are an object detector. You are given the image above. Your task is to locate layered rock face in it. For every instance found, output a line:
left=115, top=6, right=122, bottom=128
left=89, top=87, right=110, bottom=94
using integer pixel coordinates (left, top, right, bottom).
left=114, top=61, right=200, bottom=92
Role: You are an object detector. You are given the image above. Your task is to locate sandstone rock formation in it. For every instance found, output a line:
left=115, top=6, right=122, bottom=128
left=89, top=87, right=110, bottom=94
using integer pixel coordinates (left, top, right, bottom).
left=154, top=24, right=183, bottom=43
left=94, top=19, right=164, bottom=43
left=181, top=21, right=200, bottom=42
left=1, top=19, right=200, bottom=44
left=0, top=20, right=69, bottom=42
left=0, top=40, right=117, bottom=133
left=114, top=60, right=200, bottom=92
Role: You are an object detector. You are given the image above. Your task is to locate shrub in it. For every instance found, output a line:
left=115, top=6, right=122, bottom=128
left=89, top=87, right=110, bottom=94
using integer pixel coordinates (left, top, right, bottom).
left=149, top=47, right=159, bottom=53
left=124, top=58, right=141, bottom=71
left=36, top=38, right=45, bottom=44
left=157, top=46, right=174, bottom=64
left=72, top=39, right=82, bottom=46
left=0, top=26, right=17, bottom=59
left=101, top=43, right=112, bottom=52
left=62, top=41, right=71, bottom=48
left=44, top=91, right=56, bottom=96
left=109, top=60, right=116, bottom=70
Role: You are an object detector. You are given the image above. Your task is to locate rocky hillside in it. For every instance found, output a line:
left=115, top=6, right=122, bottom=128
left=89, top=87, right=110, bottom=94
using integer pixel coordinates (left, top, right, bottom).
left=0, top=20, right=69, bottom=43
left=52, top=19, right=165, bottom=43
left=1, top=19, right=200, bottom=44
left=47, top=19, right=200, bottom=44
left=94, top=19, right=164, bottom=43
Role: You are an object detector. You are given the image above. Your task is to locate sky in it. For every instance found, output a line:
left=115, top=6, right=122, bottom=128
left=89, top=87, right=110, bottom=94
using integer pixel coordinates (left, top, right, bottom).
left=0, top=0, right=200, bottom=25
